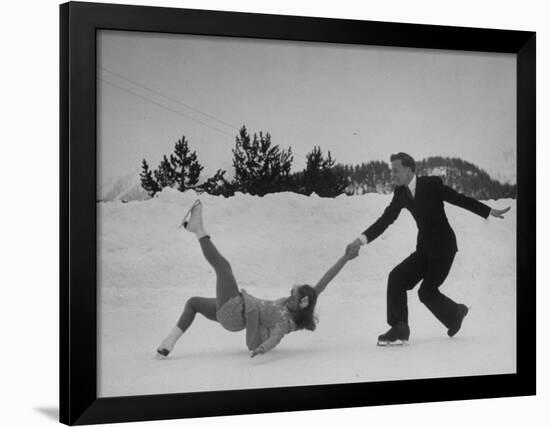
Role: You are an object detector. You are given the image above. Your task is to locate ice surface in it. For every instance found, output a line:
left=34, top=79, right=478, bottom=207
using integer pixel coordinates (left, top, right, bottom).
left=98, top=189, right=516, bottom=397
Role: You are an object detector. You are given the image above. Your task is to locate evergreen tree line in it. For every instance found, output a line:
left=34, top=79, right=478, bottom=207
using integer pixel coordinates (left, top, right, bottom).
left=140, top=127, right=516, bottom=200
left=140, top=126, right=347, bottom=198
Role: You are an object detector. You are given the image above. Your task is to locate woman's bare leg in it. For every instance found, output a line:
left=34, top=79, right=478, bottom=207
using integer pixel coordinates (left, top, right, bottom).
left=184, top=200, right=240, bottom=310
left=157, top=297, right=217, bottom=357
left=156, top=201, right=240, bottom=359
left=177, top=296, right=218, bottom=330
left=198, top=237, right=240, bottom=310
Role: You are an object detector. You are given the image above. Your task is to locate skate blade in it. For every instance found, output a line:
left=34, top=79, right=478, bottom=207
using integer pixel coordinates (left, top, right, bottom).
left=377, top=339, right=409, bottom=347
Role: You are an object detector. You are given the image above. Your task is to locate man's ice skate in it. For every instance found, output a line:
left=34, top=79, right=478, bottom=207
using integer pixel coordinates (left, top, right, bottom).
left=377, top=322, right=410, bottom=346
left=448, top=304, right=469, bottom=337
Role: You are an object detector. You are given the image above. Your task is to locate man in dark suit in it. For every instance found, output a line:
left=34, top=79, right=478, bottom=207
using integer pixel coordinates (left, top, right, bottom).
left=346, top=152, right=510, bottom=346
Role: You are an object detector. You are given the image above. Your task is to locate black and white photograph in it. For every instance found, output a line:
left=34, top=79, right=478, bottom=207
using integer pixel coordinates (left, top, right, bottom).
left=97, top=29, right=517, bottom=397
left=2, top=0, right=545, bottom=426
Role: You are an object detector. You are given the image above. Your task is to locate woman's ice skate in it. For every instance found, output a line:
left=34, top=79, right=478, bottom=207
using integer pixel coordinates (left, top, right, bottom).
left=154, top=326, right=184, bottom=360
left=155, top=348, right=170, bottom=360
left=179, top=200, right=208, bottom=239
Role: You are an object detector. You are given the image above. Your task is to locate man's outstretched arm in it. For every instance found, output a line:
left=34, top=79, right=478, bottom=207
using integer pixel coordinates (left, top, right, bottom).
left=439, top=177, right=510, bottom=219
left=439, top=178, right=490, bottom=218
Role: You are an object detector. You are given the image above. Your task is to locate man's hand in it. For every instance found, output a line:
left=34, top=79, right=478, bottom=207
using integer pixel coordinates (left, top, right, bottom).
left=490, top=207, right=511, bottom=219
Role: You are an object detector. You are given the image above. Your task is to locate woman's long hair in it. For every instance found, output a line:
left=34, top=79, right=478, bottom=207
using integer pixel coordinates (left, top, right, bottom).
left=290, top=285, right=318, bottom=331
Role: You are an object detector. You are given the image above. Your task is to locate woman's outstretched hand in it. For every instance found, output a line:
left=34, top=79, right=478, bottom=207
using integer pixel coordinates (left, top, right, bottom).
left=490, top=207, right=511, bottom=219
left=251, top=347, right=265, bottom=358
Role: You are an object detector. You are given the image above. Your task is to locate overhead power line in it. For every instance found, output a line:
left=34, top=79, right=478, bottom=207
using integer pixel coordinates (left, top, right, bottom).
left=98, top=77, right=236, bottom=138
left=100, top=67, right=239, bottom=131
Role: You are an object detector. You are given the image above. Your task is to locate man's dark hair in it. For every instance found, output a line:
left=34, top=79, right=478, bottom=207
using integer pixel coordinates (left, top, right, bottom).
left=390, top=152, right=416, bottom=173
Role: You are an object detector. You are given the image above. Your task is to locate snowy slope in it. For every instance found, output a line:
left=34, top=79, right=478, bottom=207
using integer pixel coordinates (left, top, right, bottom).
left=99, top=171, right=149, bottom=202
left=97, top=189, right=516, bottom=397
left=98, top=163, right=235, bottom=202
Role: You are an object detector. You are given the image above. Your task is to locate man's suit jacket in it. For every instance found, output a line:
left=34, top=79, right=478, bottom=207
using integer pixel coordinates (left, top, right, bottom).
left=362, top=176, right=491, bottom=256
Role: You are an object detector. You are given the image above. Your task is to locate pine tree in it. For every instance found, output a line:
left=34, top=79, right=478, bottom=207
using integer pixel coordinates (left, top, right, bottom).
left=169, top=136, right=204, bottom=192
left=139, top=159, right=161, bottom=197
left=303, top=146, right=323, bottom=194
left=197, top=169, right=234, bottom=196
left=302, top=146, right=347, bottom=197
left=154, top=155, right=177, bottom=189
left=140, top=134, right=231, bottom=197
left=231, top=126, right=293, bottom=195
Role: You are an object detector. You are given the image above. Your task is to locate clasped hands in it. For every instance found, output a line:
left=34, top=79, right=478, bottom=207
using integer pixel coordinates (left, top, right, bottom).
left=345, top=238, right=362, bottom=260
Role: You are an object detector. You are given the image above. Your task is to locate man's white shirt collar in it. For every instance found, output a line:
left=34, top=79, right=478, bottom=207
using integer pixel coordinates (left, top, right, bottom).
left=408, top=175, right=417, bottom=197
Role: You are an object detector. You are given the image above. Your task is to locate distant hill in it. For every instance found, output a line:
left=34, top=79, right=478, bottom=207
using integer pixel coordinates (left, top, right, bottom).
left=335, top=156, right=516, bottom=200
left=417, top=157, right=516, bottom=200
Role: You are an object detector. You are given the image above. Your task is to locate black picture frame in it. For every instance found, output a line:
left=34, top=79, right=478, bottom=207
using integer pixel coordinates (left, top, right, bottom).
left=60, top=1, right=536, bottom=425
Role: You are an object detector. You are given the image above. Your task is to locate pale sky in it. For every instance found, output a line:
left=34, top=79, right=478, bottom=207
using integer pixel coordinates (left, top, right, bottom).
left=97, top=30, right=516, bottom=186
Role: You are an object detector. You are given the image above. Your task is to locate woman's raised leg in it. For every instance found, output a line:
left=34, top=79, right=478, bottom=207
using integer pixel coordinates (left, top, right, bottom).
left=156, top=201, right=241, bottom=360
left=184, top=200, right=240, bottom=310
left=199, top=237, right=240, bottom=310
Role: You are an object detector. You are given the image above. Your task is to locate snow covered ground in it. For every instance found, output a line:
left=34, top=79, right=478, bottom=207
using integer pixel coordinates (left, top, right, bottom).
left=97, top=189, right=516, bottom=397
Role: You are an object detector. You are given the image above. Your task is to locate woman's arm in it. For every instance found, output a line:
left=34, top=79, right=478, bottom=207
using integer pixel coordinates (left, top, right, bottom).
left=250, top=321, right=290, bottom=357
left=245, top=310, right=262, bottom=351
left=313, top=254, right=350, bottom=297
